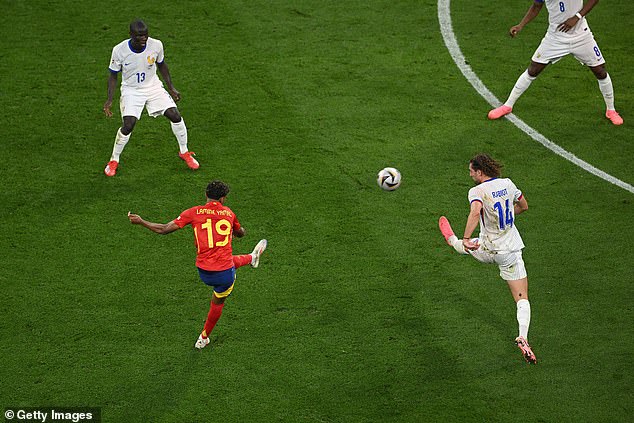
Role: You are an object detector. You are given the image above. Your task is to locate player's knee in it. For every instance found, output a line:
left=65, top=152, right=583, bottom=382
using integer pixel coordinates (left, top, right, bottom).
left=527, top=61, right=546, bottom=78
left=121, top=118, right=137, bottom=135
left=164, top=107, right=181, bottom=123
left=527, top=67, right=541, bottom=78
left=592, top=66, right=607, bottom=80
left=212, top=294, right=227, bottom=305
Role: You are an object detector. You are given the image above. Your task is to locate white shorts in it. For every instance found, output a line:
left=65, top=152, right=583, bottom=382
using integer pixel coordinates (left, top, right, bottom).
left=532, top=32, right=605, bottom=67
left=119, top=86, right=176, bottom=120
left=469, top=248, right=527, bottom=281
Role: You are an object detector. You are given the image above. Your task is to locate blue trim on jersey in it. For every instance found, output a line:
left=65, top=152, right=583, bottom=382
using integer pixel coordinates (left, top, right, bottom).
left=128, top=39, right=147, bottom=53
left=109, top=68, right=120, bottom=74
left=197, top=267, right=236, bottom=292
left=156, top=60, right=164, bottom=65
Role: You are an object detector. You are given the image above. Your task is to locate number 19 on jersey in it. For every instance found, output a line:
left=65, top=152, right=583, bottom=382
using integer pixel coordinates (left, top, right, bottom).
left=194, top=218, right=231, bottom=252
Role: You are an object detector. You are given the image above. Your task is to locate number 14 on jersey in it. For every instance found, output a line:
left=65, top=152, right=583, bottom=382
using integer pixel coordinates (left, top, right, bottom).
left=493, top=200, right=514, bottom=230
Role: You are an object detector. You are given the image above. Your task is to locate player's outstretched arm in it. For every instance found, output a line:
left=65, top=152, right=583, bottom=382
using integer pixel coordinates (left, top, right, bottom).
left=510, top=1, right=543, bottom=37
left=462, top=201, right=482, bottom=251
left=234, top=227, right=246, bottom=238
left=103, top=72, right=118, bottom=117
left=157, top=61, right=181, bottom=102
left=128, top=212, right=180, bottom=235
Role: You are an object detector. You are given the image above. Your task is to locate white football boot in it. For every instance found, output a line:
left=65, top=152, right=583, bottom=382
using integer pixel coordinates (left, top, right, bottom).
left=250, top=239, right=268, bottom=268
left=195, top=334, right=210, bottom=349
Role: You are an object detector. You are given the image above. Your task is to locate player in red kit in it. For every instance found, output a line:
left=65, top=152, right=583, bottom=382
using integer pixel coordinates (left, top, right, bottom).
left=128, top=180, right=267, bottom=349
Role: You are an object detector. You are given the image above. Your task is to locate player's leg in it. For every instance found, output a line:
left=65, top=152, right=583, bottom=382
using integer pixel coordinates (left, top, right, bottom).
left=120, top=115, right=138, bottom=135
left=572, top=37, right=622, bottom=125
left=488, top=61, right=547, bottom=120
left=508, top=278, right=536, bottom=364
left=196, top=291, right=227, bottom=347
left=233, top=239, right=268, bottom=269
left=489, top=34, right=564, bottom=120
left=166, top=107, right=199, bottom=169
left=105, top=116, right=137, bottom=177
left=163, top=107, right=187, bottom=153
left=195, top=268, right=235, bottom=349
left=507, top=277, right=530, bottom=336
left=438, top=217, right=468, bottom=255
left=509, top=61, right=547, bottom=103
left=233, top=255, right=252, bottom=269
left=499, top=253, right=536, bottom=364
left=590, top=65, right=622, bottom=125
left=105, top=94, right=143, bottom=176
left=196, top=290, right=232, bottom=350
left=147, top=89, right=199, bottom=169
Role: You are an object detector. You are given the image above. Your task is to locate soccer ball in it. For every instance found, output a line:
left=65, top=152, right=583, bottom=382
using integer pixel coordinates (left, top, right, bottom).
left=377, top=167, right=401, bottom=191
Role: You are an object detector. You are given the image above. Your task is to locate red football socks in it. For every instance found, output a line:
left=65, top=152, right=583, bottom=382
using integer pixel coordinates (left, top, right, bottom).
left=232, top=254, right=252, bottom=269
left=202, top=302, right=225, bottom=338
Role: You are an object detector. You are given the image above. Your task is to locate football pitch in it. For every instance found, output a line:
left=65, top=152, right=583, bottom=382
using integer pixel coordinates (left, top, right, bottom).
left=1, top=1, right=632, bottom=422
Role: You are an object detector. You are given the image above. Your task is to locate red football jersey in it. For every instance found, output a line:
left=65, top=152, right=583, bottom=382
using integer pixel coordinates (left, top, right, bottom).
left=173, top=201, right=241, bottom=271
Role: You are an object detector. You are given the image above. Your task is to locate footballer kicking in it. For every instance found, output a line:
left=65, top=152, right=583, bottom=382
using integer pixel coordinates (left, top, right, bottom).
left=128, top=180, right=267, bottom=349
left=438, top=154, right=537, bottom=364
left=103, top=19, right=199, bottom=176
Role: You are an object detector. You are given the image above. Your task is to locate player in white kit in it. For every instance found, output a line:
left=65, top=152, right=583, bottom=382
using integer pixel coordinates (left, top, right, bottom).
left=439, top=154, right=537, bottom=364
left=488, top=0, right=623, bottom=125
left=102, top=20, right=200, bottom=176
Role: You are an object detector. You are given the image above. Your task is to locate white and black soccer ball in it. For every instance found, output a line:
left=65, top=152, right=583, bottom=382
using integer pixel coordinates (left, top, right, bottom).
left=377, top=167, right=401, bottom=191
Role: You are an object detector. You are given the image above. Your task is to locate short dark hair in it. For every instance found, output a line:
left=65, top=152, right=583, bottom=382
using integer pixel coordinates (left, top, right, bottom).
left=130, top=19, right=148, bottom=34
left=470, top=154, right=502, bottom=178
left=206, top=180, right=230, bottom=200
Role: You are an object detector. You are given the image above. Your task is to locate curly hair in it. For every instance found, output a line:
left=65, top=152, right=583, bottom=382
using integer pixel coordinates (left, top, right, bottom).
left=206, top=180, right=230, bottom=200
left=470, top=154, right=502, bottom=178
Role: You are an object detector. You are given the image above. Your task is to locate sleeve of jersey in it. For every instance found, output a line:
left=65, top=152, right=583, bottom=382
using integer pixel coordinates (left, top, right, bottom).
left=467, top=187, right=482, bottom=204
left=109, top=47, right=122, bottom=73
left=173, top=207, right=193, bottom=228
left=510, top=180, right=523, bottom=201
left=232, top=215, right=241, bottom=231
left=157, top=40, right=165, bottom=64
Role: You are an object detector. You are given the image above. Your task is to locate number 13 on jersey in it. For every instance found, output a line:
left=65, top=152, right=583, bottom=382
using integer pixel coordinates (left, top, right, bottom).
left=194, top=218, right=231, bottom=252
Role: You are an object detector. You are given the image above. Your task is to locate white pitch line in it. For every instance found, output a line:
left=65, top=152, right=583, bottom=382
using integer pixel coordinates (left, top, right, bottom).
left=437, top=0, right=634, bottom=194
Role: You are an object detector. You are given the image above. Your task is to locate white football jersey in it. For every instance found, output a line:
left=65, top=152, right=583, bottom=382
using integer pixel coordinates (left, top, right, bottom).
left=109, top=37, right=165, bottom=95
left=468, top=178, right=525, bottom=254
left=540, top=0, right=592, bottom=40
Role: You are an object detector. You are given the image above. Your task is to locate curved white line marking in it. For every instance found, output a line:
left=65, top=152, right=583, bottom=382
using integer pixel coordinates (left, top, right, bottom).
left=437, top=0, right=634, bottom=194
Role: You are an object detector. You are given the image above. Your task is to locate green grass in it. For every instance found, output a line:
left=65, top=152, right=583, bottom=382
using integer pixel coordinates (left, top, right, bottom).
left=1, top=1, right=632, bottom=422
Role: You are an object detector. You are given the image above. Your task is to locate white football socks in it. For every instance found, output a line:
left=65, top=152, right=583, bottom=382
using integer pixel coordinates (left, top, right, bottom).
left=448, top=235, right=468, bottom=255
left=597, top=73, right=615, bottom=110
left=111, top=128, right=130, bottom=162
left=505, top=70, right=536, bottom=107
left=516, top=298, right=531, bottom=340
left=170, top=119, right=189, bottom=154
